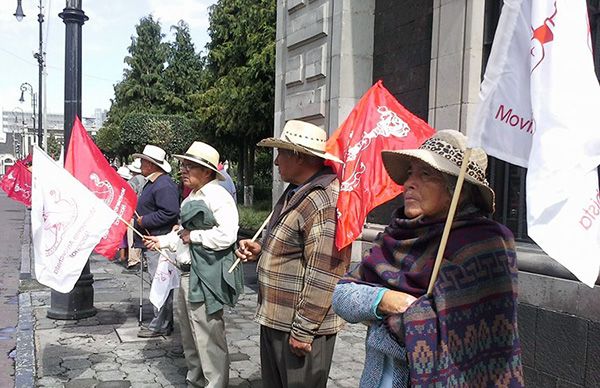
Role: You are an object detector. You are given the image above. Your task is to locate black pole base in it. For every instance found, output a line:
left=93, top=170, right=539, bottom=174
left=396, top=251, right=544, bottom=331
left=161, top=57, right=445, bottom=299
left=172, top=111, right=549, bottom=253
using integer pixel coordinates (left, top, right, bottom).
left=46, top=262, right=96, bottom=320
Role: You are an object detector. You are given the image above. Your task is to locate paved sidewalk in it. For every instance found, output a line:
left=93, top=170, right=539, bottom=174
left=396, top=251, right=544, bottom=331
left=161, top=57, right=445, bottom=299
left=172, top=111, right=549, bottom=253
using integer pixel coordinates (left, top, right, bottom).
left=19, top=226, right=367, bottom=387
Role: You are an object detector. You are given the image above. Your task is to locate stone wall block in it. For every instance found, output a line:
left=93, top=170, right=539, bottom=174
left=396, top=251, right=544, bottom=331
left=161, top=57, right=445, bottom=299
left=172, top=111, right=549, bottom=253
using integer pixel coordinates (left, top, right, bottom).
left=287, top=4, right=329, bottom=49
left=535, top=309, right=587, bottom=385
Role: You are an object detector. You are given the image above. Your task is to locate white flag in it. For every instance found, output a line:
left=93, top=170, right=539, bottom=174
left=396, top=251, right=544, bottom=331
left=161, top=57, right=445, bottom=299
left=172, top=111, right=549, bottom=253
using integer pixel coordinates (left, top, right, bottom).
left=149, top=254, right=180, bottom=309
left=470, top=0, right=600, bottom=286
left=31, top=146, right=117, bottom=293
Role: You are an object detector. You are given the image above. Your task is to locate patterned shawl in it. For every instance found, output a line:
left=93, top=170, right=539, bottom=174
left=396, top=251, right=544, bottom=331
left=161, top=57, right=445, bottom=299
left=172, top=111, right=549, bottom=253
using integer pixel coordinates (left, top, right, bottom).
left=340, top=207, right=524, bottom=387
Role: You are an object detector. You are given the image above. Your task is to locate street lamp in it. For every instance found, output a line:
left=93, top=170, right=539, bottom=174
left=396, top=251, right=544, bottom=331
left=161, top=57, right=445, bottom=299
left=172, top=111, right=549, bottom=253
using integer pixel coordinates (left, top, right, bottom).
left=19, top=82, right=37, bottom=143
left=13, top=107, right=25, bottom=159
left=14, top=0, right=44, bottom=149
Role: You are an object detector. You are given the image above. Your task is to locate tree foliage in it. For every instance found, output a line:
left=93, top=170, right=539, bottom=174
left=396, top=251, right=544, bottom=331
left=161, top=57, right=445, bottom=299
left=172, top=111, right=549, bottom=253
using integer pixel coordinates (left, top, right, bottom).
left=46, top=134, right=62, bottom=160
left=163, top=21, right=206, bottom=115
left=120, top=113, right=197, bottom=156
left=96, top=3, right=276, bottom=205
left=194, top=0, right=276, bottom=203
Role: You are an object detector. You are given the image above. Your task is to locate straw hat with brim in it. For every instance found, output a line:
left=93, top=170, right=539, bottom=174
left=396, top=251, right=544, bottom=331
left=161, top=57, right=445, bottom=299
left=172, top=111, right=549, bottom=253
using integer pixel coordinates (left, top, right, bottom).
left=132, top=145, right=172, bottom=174
left=117, top=166, right=132, bottom=180
left=127, top=158, right=141, bottom=174
left=174, top=141, right=225, bottom=181
left=257, top=120, right=343, bottom=164
left=381, top=129, right=495, bottom=214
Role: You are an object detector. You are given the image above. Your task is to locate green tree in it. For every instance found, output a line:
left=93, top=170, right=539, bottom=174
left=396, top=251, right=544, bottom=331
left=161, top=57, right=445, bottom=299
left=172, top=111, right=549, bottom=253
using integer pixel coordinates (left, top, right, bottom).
left=120, top=113, right=197, bottom=157
left=164, top=21, right=206, bottom=115
left=99, top=15, right=169, bottom=157
left=46, top=134, right=62, bottom=160
left=195, top=0, right=276, bottom=205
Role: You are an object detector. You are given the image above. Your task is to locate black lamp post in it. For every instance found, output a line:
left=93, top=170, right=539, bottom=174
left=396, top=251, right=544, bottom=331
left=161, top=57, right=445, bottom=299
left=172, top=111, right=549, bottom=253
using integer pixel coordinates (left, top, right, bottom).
left=14, top=0, right=44, bottom=149
left=46, top=0, right=91, bottom=321
left=18, top=82, right=37, bottom=146
left=13, top=107, right=25, bottom=159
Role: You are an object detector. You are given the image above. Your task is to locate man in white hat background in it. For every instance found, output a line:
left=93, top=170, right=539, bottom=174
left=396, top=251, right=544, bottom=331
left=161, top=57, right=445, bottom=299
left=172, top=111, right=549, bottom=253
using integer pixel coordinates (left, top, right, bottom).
left=236, top=120, right=350, bottom=388
left=132, top=145, right=180, bottom=338
left=143, top=141, right=242, bottom=388
left=123, top=158, right=145, bottom=271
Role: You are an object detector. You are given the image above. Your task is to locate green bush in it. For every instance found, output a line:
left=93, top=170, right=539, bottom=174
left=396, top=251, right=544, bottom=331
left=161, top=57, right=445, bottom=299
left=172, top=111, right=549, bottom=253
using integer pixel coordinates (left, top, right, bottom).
left=238, top=205, right=271, bottom=232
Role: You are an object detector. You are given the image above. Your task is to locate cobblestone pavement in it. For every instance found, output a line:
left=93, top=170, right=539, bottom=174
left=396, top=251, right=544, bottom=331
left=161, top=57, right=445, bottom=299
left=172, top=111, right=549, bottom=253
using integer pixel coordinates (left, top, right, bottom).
left=23, top=245, right=367, bottom=387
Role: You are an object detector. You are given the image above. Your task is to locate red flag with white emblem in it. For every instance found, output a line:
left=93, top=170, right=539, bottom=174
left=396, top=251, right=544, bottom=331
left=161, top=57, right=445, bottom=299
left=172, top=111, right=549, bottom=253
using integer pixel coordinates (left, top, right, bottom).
left=326, top=80, right=435, bottom=249
left=1, top=160, right=32, bottom=206
left=65, top=117, right=138, bottom=259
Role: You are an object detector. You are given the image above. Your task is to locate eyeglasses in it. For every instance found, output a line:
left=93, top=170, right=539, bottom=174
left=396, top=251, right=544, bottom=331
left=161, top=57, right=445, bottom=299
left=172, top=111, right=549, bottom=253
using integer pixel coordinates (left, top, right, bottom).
left=179, top=162, right=200, bottom=172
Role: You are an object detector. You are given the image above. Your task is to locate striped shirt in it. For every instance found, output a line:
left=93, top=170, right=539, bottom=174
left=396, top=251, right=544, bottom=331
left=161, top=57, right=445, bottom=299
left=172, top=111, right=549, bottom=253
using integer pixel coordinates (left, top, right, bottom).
left=255, top=169, right=349, bottom=343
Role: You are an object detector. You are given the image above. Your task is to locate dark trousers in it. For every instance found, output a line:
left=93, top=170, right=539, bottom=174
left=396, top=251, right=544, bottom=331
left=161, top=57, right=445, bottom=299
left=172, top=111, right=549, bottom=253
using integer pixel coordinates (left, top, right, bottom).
left=260, top=325, right=337, bottom=388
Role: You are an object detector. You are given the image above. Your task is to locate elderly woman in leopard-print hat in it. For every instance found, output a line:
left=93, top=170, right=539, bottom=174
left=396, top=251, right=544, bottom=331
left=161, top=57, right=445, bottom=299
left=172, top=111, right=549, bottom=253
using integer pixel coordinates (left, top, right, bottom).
left=332, top=129, right=524, bottom=387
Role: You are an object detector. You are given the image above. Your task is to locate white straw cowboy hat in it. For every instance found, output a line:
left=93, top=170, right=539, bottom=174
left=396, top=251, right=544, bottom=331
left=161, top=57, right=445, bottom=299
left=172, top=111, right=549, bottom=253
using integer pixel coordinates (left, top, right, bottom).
left=381, top=129, right=495, bottom=214
left=117, top=166, right=132, bottom=180
left=257, top=120, right=343, bottom=163
left=174, top=141, right=225, bottom=181
left=127, top=158, right=142, bottom=174
left=132, top=145, right=172, bottom=174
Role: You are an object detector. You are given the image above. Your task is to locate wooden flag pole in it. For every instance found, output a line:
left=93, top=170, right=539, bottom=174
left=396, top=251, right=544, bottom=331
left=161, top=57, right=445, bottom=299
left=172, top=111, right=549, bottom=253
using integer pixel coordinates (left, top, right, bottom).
left=117, top=212, right=176, bottom=266
left=426, top=148, right=473, bottom=296
left=228, top=212, right=273, bottom=273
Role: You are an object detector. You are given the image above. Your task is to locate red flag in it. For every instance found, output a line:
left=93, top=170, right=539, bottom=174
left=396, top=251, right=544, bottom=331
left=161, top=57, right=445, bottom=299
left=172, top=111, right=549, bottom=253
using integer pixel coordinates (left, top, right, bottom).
left=65, top=117, right=138, bottom=259
left=1, top=161, right=32, bottom=206
left=326, top=80, right=435, bottom=249
left=21, top=152, right=33, bottom=166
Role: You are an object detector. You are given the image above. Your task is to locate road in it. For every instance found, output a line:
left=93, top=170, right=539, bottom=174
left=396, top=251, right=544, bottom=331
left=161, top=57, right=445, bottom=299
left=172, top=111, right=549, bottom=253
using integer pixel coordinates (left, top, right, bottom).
left=0, top=192, right=26, bottom=387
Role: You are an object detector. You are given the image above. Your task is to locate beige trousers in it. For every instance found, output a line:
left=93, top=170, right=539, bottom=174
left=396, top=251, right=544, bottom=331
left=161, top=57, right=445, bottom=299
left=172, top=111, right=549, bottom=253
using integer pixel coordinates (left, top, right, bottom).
left=126, top=221, right=141, bottom=267
left=177, top=273, right=230, bottom=388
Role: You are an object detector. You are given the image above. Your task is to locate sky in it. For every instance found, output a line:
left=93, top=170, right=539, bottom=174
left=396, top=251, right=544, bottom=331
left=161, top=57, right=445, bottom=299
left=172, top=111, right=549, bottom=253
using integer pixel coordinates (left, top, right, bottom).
left=0, top=0, right=216, bottom=118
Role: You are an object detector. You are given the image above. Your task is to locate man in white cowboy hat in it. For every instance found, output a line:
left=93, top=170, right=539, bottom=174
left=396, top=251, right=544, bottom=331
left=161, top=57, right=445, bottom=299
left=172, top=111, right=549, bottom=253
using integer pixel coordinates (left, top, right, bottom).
left=143, top=141, right=242, bottom=388
left=123, top=157, right=145, bottom=270
left=236, top=120, right=350, bottom=388
left=132, top=145, right=180, bottom=338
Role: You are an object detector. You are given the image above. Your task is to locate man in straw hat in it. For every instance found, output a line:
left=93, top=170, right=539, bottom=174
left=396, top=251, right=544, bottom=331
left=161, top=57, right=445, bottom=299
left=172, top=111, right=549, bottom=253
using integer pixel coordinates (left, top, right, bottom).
left=332, top=130, right=522, bottom=387
left=132, top=145, right=180, bottom=338
left=236, top=120, right=350, bottom=388
left=143, top=141, right=242, bottom=388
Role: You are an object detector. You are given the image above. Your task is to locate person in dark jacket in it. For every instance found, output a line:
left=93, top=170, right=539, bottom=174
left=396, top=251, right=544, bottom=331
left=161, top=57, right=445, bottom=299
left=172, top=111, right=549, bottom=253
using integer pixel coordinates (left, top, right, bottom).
left=132, top=145, right=179, bottom=338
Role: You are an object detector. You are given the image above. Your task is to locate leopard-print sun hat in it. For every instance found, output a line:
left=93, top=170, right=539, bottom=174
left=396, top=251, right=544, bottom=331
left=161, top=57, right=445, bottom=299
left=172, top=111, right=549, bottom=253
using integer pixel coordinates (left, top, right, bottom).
left=381, top=129, right=495, bottom=214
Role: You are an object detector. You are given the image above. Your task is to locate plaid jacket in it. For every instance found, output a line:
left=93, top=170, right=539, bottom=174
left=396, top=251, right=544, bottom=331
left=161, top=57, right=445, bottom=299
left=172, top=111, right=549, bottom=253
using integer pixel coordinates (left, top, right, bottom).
left=255, top=168, right=349, bottom=343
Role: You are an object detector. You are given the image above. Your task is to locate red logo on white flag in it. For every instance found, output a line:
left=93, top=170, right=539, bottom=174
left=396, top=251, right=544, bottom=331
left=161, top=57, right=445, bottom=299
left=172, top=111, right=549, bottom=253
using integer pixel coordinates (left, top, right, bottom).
left=530, top=1, right=557, bottom=72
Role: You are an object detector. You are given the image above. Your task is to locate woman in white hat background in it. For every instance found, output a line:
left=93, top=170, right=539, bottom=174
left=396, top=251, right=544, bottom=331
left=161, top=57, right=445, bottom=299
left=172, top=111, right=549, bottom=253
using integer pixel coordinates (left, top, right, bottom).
left=114, top=167, right=133, bottom=264
left=331, top=130, right=523, bottom=387
left=143, top=141, right=242, bottom=388
left=132, top=145, right=180, bottom=338
left=121, top=158, right=146, bottom=271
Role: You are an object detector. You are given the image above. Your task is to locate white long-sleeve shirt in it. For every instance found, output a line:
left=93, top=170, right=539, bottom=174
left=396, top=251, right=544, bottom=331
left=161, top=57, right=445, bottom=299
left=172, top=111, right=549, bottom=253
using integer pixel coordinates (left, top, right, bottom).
left=157, top=179, right=239, bottom=265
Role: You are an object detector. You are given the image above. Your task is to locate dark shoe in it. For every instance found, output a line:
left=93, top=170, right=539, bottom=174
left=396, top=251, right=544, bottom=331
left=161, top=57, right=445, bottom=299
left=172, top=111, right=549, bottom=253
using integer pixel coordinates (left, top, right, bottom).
left=137, top=328, right=163, bottom=338
left=125, top=263, right=141, bottom=272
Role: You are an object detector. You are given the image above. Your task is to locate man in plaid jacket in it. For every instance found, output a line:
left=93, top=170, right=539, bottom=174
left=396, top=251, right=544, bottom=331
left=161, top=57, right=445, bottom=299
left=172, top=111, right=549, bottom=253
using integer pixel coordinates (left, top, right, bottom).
left=236, top=120, right=350, bottom=388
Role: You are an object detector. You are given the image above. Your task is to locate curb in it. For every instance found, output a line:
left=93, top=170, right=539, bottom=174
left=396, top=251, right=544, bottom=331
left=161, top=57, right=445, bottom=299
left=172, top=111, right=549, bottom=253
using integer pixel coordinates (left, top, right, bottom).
left=16, top=209, right=35, bottom=387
